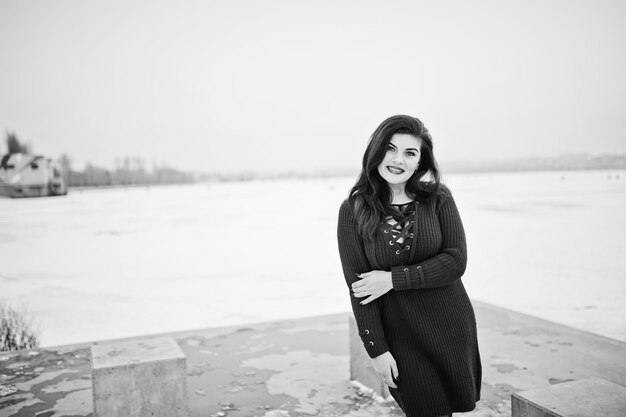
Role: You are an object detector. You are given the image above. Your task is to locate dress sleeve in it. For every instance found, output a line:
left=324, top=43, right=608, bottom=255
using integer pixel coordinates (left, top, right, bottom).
left=337, top=200, right=390, bottom=358
left=390, top=191, right=467, bottom=290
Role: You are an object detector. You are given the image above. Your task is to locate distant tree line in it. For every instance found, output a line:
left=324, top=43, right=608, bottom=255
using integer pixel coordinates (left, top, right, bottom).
left=443, top=153, right=626, bottom=173
left=4, top=131, right=195, bottom=187
left=5, top=130, right=32, bottom=154
left=58, top=154, right=195, bottom=187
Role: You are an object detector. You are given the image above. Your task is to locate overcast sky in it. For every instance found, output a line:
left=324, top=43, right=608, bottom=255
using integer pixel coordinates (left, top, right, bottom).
left=1, top=0, right=625, bottom=174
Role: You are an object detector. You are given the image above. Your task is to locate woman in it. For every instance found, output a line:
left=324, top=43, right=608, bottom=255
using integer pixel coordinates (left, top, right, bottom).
left=337, top=115, right=481, bottom=416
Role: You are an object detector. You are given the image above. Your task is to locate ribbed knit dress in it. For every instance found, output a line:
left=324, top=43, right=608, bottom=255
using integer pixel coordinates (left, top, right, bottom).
left=337, top=187, right=481, bottom=416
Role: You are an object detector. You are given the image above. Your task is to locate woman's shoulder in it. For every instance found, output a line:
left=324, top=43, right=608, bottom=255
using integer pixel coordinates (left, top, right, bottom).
left=338, top=198, right=361, bottom=231
left=339, top=198, right=355, bottom=219
left=436, top=183, right=453, bottom=199
left=432, top=183, right=459, bottom=214
left=415, top=182, right=452, bottom=204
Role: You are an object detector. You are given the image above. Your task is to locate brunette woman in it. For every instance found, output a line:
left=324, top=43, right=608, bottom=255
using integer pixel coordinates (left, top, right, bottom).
left=337, top=115, right=481, bottom=417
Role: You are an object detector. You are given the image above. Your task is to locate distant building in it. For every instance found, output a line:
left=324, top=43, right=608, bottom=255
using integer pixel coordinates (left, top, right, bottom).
left=0, top=153, right=67, bottom=198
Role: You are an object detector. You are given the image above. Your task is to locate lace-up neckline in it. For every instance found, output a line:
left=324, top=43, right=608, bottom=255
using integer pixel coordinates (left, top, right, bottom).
left=384, top=201, right=418, bottom=255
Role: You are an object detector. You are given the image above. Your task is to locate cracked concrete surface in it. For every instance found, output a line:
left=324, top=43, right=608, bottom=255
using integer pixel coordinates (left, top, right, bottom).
left=1, top=301, right=625, bottom=417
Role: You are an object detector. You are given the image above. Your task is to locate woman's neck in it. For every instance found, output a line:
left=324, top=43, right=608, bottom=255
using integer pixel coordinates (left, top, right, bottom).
left=389, top=184, right=413, bottom=204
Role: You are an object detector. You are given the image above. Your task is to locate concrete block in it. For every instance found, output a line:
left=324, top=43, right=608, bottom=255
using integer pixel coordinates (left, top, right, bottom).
left=349, top=315, right=390, bottom=398
left=91, top=337, right=189, bottom=417
left=512, top=377, right=626, bottom=417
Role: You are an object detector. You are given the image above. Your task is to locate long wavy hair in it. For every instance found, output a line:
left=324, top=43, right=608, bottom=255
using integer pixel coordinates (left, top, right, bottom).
left=348, top=115, right=441, bottom=241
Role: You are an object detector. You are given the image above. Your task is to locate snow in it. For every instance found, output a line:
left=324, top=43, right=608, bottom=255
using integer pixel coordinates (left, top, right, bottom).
left=1, top=170, right=624, bottom=346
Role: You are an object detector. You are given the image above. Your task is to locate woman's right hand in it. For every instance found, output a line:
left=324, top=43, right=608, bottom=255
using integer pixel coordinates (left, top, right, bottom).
left=372, top=351, right=399, bottom=388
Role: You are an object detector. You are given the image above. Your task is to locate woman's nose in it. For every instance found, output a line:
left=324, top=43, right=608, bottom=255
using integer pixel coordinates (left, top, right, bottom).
left=391, top=154, right=403, bottom=164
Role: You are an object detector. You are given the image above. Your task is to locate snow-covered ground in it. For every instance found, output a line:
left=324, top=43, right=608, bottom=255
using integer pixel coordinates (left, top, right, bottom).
left=1, top=170, right=624, bottom=347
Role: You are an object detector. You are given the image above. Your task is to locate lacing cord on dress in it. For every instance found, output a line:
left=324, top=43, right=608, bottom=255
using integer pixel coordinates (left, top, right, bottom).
left=383, top=210, right=415, bottom=255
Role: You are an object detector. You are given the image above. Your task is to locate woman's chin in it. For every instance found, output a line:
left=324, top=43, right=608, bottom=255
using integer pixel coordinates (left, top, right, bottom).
left=384, top=177, right=409, bottom=186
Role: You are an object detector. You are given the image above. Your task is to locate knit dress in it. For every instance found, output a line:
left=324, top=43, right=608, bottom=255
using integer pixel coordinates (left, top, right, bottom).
left=337, top=187, right=481, bottom=416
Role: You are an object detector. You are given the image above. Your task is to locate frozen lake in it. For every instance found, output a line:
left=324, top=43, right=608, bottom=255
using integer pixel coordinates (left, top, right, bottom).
left=1, top=170, right=625, bottom=347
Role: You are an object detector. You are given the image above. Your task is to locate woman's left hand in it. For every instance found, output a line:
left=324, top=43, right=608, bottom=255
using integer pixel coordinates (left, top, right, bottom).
left=352, top=270, right=393, bottom=305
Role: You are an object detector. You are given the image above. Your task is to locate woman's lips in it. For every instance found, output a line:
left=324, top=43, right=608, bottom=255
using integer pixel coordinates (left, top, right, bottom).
left=387, top=166, right=405, bottom=174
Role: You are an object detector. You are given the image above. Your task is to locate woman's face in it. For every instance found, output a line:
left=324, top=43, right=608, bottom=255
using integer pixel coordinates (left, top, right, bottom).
left=377, top=133, right=422, bottom=187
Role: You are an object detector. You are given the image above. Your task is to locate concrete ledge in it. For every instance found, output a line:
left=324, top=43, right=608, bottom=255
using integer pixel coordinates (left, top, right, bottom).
left=3, top=305, right=626, bottom=417
left=91, top=337, right=189, bottom=417
left=511, top=377, right=626, bottom=417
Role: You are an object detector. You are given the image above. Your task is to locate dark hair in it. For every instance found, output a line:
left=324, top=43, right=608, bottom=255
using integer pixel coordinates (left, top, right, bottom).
left=348, top=115, right=441, bottom=240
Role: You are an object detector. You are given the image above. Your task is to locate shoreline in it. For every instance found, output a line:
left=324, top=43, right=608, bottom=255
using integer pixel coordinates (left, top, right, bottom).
left=54, top=166, right=626, bottom=190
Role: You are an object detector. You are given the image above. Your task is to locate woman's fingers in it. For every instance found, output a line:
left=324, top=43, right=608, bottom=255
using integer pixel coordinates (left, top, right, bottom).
left=360, top=295, right=377, bottom=305
left=351, top=280, right=366, bottom=290
left=384, top=368, right=398, bottom=388
left=372, top=352, right=398, bottom=388
left=352, top=271, right=385, bottom=302
left=383, top=359, right=398, bottom=388
left=391, top=360, right=399, bottom=381
left=352, top=281, right=366, bottom=297
left=375, top=368, right=395, bottom=388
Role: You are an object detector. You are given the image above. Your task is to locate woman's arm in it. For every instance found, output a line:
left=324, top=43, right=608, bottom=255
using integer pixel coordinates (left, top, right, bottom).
left=391, top=191, right=467, bottom=290
left=337, top=200, right=390, bottom=358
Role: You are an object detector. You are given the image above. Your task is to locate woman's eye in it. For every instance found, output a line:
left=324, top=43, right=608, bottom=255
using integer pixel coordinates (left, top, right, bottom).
left=406, top=151, right=417, bottom=157
left=387, top=145, right=395, bottom=152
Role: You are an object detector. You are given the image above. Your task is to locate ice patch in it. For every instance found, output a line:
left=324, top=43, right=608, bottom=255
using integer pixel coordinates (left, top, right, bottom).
left=241, top=350, right=351, bottom=414
left=48, top=388, right=91, bottom=417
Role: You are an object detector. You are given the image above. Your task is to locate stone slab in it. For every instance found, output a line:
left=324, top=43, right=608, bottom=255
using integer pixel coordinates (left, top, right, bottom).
left=511, top=377, right=626, bottom=417
left=91, top=337, right=189, bottom=417
left=92, top=336, right=186, bottom=369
